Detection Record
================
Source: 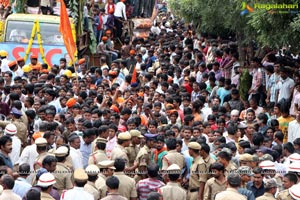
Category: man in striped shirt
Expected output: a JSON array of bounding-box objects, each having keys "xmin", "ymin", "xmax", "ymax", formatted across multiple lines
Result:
[{"xmin": 136, "ymin": 164, "xmax": 165, "ymax": 200}]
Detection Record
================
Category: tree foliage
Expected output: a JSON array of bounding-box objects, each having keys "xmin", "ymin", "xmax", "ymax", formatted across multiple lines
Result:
[{"xmin": 168, "ymin": 0, "xmax": 300, "ymax": 52}]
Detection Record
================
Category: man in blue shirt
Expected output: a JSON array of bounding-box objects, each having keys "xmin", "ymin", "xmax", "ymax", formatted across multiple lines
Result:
[
  {"xmin": 246, "ymin": 167, "xmax": 265, "ymax": 198},
  {"xmin": 80, "ymin": 129, "xmax": 97, "ymax": 168},
  {"xmin": 0, "ymin": 135, "xmax": 13, "ymax": 169},
  {"xmin": 13, "ymin": 163, "xmax": 32, "ymax": 198}
]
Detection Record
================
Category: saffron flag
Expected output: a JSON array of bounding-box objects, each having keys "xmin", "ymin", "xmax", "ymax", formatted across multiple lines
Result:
[
  {"xmin": 59, "ymin": 0, "xmax": 76, "ymax": 62},
  {"xmin": 131, "ymin": 65, "xmax": 138, "ymax": 87}
]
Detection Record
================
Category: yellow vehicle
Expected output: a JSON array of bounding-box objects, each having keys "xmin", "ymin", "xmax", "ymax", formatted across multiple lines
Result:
[{"xmin": 0, "ymin": 14, "xmax": 76, "ymax": 66}]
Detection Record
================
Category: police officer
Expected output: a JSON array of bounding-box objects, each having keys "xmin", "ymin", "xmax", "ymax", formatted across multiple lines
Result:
[
  {"xmin": 289, "ymin": 184, "xmax": 300, "ymax": 200},
  {"xmin": 95, "ymin": 160, "xmax": 115, "ymax": 199},
  {"xmin": 187, "ymin": 142, "xmax": 207, "ymax": 200},
  {"xmin": 127, "ymin": 133, "xmax": 156, "ymax": 173},
  {"xmin": 84, "ymin": 164, "xmax": 101, "ymax": 200},
  {"xmin": 215, "ymin": 173, "xmax": 247, "ymax": 200},
  {"xmin": 277, "ymin": 172, "xmax": 297, "ymax": 200},
  {"xmin": 53, "ymin": 146, "xmax": 73, "ymax": 195},
  {"xmin": 203, "ymin": 162, "xmax": 226, "ymax": 200},
  {"xmin": 256, "ymin": 179, "xmax": 277, "ymax": 200},
  {"xmin": 34, "ymin": 137, "xmax": 49, "ymax": 171},
  {"xmin": 111, "ymin": 132, "xmax": 131, "ymax": 166},
  {"xmin": 61, "ymin": 168, "xmax": 94, "ymax": 200},
  {"xmin": 158, "ymin": 164, "xmax": 187, "ymax": 200},
  {"xmin": 101, "ymin": 176, "xmax": 127, "ymax": 200},
  {"xmin": 0, "ymin": 107, "xmax": 27, "ymax": 146},
  {"xmin": 113, "ymin": 158, "xmax": 137, "ymax": 200},
  {"xmin": 36, "ymin": 172, "xmax": 56, "ymax": 200},
  {"xmin": 161, "ymin": 138, "xmax": 185, "ymax": 170},
  {"xmin": 126, "ymin": 130, "xmax": 143, "ymax": 167},
  {"xmin": 88, "ymin": 138, "xmax": 108, "ymax": 165}
]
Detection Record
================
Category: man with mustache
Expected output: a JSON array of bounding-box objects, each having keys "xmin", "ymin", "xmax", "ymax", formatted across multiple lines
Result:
[{"xmin": 0, "ymin": 135, "xmax": 13, "ymax": 169}]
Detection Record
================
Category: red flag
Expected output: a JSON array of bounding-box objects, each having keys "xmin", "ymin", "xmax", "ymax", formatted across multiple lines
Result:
[
  {"xmin": 59, "ymin": 0, "xmax": 76, "ymax": 62},
  {"xmin": 131, "ymin": 65, "xmax": 138, "ymax": 87}
]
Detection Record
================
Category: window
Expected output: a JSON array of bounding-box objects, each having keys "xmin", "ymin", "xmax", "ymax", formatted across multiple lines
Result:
[{"xmin": 5, "ymin": 20, "xmax": 64, "ymax": 45}]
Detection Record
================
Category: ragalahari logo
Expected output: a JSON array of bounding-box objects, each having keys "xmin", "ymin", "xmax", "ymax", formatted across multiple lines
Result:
[{"xmin": 241, "ymin": 2, "xmax": 254, "ymax": 15}]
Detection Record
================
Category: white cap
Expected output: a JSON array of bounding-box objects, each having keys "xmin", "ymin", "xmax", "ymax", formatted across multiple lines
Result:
[
  {"xmin": 231, "ymin": 109, "xmax": 239, "ymax": 116},
  {"xmin": 167, "ymin": 164, "xmax": 181, "ymax": 171},
  {"xmin": 259, "ymin": 160, "xmax": 275, "ymax": 170},
  {"xmin": 54, "ymin": 146, "xmax": 68, "ymax": 157},
  {"xmin": 4, "ymin": 124, "xmax": 17, "ymax": 135},
  {"xmin": 288, "ymin": 162, "xmax": 300, "ymax": 173},
  {"xmin": 289, "ymin": 184, "xmax": 300, "ymax": 200},
  {"xmin": 85, "ymin": 164, "xmax": 100, "ymax": 175},
  {"xmin": 289, "ymin": 153, "xmax": 300, "ymax": 163},
  {"xmin": 37, "ymin": 173, "xmax": 56, "ymax": 187}
]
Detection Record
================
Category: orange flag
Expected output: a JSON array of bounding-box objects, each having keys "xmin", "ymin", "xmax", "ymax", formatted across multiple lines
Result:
[
  {"xmin": 59, "ymin": 0, "xmax": 76, "ymax": 62},
  {"xmin": 131, "ymin": 65, "xmax": 137, "ymax": 86}
]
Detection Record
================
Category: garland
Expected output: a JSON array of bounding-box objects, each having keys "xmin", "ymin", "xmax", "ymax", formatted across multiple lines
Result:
[
  {"xmin": 23, "ymin": 20, "xmax": 49, "ymax": 66},
  {"xmin": 36, "ymin": 20, "xmax": 48, "ymax": 66},
  {"xmin": 23, "ymin": 20, "xmax": 36, "ymax": 62},
  {"xmin": 0, "ymin": 20, "xmax": 4, "ymax": 42}
]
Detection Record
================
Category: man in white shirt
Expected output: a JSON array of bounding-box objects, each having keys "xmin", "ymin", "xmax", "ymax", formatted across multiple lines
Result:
[
  {"xmin": 113, "ymin": 0, "xmax": 126, "ymax": 39},
  {"xmin": 288, "ymin": 117, "xmax": 300, "ymax": 144},
  {"xmin": 17, "ymin": 133, "xmax": 39, "ymax": 183},
  {"xmin": 0, "ymin": 50, "xmax": 10, "ymax": 74},
  {"xmin": 68, "ymin": 133, "xmax": 84, "ymax": 170},
  {"xmin": 276, "ymin": 66, "xmax": 295, "ymax": 103},
  {"xmin": 4, "ymin": 124, "xmax": 21, "ymax": 165}
]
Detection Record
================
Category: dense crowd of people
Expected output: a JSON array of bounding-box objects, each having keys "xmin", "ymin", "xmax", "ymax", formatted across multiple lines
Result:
[{"xmin": 1, "ymin": 1, "xmax": 300, "ymax": 200}]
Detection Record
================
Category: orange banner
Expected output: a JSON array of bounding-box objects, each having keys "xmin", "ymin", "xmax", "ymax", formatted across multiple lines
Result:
[{"xmin": 59, "ymin": 0, "xmax": 76, "ymax": 62}]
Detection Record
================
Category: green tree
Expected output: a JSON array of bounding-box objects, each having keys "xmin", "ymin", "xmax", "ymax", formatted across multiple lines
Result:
[{"xmin": 168, "ymin": 0, "xmax": 300, "ymax": 55}]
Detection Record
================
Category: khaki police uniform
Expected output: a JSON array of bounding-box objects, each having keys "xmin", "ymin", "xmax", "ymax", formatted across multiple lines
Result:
[
  {"xmin": 95, "ymin": 174, "xmax": 107, "ymax": 199},
  {"xmin": 113, "ymin": 171, "xmax": 137, "ymax": 199},
  {"xmin": 53, "ymin": 147, "xmax": 74, "ymax": 195},
  {"xmin": 256, "ymin": 192, "xmax": 276, "ymax": 200},
  {"xmin": 126, "ymin": 130, "xmax": 144, "ymax": 167},
  {"xmin": 158, "ymin": 182, "xmax": 187, "ymax": 200},
  {"xmin": 159, "ymin": 164, "xmax": 186, "ymax": 200},
  {"xmin": 186, "ymin": 142, "xmax": 205, "ymax": 200},
  {"xmin": 53, "ymin": 162, "xmax": 73, "ymax": 195},
  {"xmin": 203, "ymin": 177, "xmax": 226, "ymax": 200},
  {"xmin": 277, "ymin": 189, "xmax": 293, "ymax": 200},
  {"xmin": 84, "ymin": 181, "xmax": 100, "ymax": 200},
  {"xmin": 34, "ymin": 138, "xmax": 50, "ymax": 171},
  {"xmin": 135, "ymin": 145, "xmax": 152, "ymax": 167},
  {"xmin": 84, "ymin": 164, "xmax": 101, "ymax": 200},
  {"xmin": 274, "ymin": 173, "xmax": 284, "ymax": 192},
  {"xmin": 111, "ymin": 132, "xmax": 131, "ymax": 166},
  {"xmin": 88, "ymin": 150, "xmax": 108, "ymax": 165},
  {"xmin": 34, "ymin": 152, "xmax": 49, "ymax": 171},
  {"xmin": 126, "ymin": 143, "xmax": 140, "ymax": 167},
  {"xmin": 225, "ymin": 161, "xmax": 237, "ymax": 177},
  {"xmin": 64, "ymin": 155, "xmax": 74, "ymax": 171},
  {"xmin": 41, "ymin": 192, "xmax": 55, "ymax": 200},
  {"xmin": 95, "ymin": 160, "xmax": 115, "ymax": 198},
  {"xmin": 110, "ymin": 144, "xmax": 129, "ymax": 165},
  {"xmin": 188, "ymin": 155, "xmax": 207, "ymax": 200},
  {"xmin": 100, "ymin": 193, "xmax": 127, "ymax": 200},
  {"xmin": 0, "ymin": 119, "xmax": 27, "ymax": 145},
  {"xmin": 161, "ymin": 150, "xmax": 185, "ymax": 170},
  {"xmin": 215, "ymin": 188, "xmax": 247, "ymax": 200},
  {"xmin": 203, "ymin": 155, "xmax": 216, "ymax": 179}
]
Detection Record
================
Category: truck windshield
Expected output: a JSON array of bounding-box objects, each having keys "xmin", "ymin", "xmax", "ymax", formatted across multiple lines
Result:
[{"xmin": 5, "ymin": 20, "xmax": 64, "ymax": 45}]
